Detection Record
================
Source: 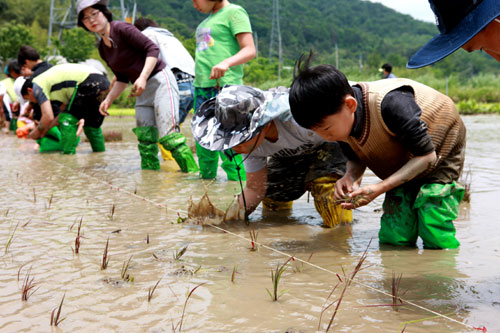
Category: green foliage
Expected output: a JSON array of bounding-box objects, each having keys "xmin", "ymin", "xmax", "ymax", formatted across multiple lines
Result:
[
  {"xmin": 456, "ymin": 100, "xmax": 500, "ymax": 115},
  {"xmin": 55, "ymin": 28, "xmax": 95, "ymax": 63},
  {"xmin": 0, "ymin": 24, "xmax": 33, "ymax": 62},
  {"xmin": 113, "ymin": 85, "xmax": 136, "ymax": 108}
]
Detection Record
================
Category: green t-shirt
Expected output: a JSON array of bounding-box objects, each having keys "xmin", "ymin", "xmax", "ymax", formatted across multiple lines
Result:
[
  {"xmin": 32, "ymin": 63, "xmax": 95, "ymax": 105},
  {"xmin": 0, "ymin": 77, "xmax": 17, "ymax": 102},
  {"xmin": 194, "ymin": 4, "xmax": 252, "ymax": 88}
]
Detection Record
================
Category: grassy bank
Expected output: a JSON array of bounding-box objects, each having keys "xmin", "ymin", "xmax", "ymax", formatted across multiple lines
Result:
[{"xmin": 108, "ymin": 108, "xmax": 135, "ymax": 117}]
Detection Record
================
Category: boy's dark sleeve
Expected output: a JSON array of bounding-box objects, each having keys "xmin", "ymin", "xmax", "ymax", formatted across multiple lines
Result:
[
  {"xmin": 338, "ymin": 141, "xmax": 360, "ymax": 161},
  {"xmin": 381, "ymin": 87, "xmax": 435, "ymax": 156}
]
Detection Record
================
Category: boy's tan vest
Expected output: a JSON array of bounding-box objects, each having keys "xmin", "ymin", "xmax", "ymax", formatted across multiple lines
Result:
[{"xmin": 347, "ymin": 78, "xmax": 465, "ymax": 180}]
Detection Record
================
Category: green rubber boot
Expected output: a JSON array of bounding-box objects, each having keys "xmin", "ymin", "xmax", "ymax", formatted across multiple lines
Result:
[
  {"xmin": 159, "ymin": 132, "xmax": 199, "ymax": 173},
  {"xmin": 37, "ymin": 127, "xmax": 63, "ymax": 153},
  {"xmin": 59, "ymin": 113, "xmax": 79, "ymax": 154},
  {"xmin": 9, "ymin": 117, "xmax": 18, "ymax": 132},
  {"xmin": 414, "ymin": 182, "xmax": 464, "ymax": 249},
  {"xmin": 379, "ymin": 187, "xmax": 419, "ymax": 247},
  {"xmin": 83, "ymin": 126, "xmax": 105, "ymax": 152},
  {"xmin": 132, "ymin": 126, "xmax": 160, "ymax": 170},
  {"xmin": 195, "ymin": 142, "xmax": 218, "ymax": 179},
  {"xmin": 221, "ymin": 150, "xmax": 246, "ymax": 181}
]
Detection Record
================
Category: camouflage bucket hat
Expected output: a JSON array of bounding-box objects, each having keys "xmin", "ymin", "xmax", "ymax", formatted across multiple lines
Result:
[{"xmin": 191, "ymin": 85, "xmax": 291, "ymax": 151}]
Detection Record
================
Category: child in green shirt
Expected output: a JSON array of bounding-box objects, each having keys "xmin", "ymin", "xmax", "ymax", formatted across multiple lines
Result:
[{"xmin": 192, "ymin": 0, "xmax": 256, "ymax": 180}]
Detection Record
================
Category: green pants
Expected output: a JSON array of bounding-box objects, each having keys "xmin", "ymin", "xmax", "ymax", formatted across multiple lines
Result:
[
  {"xmin": 379, "ymin": 182, "xmax": 464, "ymax": 249},
  {"xmin": 37, "ymin": 127, "xmax": 63, "ymax": 153},
  {"xmin": 196, "ymin": 142, "xmax": 246, "ymax": 180}
]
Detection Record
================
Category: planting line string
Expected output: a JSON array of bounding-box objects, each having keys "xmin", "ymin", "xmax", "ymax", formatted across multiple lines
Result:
[
  {"xmin": 207, "ymin": 225, "xmax": 481, "ymax": 331},
  {"xmin": 49, "ymin": 160, "xmax": 481, "ymax": 332}
]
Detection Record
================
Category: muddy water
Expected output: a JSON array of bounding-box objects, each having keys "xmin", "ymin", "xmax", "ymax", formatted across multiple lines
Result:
[{"xmin": 0, "ymin": 115, "xmax": 499, "ymax": 332}]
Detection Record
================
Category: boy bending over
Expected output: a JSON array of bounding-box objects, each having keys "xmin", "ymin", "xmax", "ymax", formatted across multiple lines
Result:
[
  {"xmin": 289, "ymin": 54, "xmax": 466, "ymax": 249},
  {"xmin": 191, "ymin": 85, "xmax": 351, "ymax": 226}
]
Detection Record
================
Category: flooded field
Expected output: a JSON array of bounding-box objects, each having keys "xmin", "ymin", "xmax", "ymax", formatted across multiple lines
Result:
[{"xmin": 1, "ymin": 114, "xmax": 499, "ymax": 332}]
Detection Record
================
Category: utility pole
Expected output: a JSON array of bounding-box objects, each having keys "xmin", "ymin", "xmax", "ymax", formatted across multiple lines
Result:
[
  {"xmin": 48, "ymin": 0, "xmax": 136, "ymax": 47},
  {"xmin": 269, "ymin": 0, "xmax": 282, "ymax": 80},
  {"xmin": 335, "ymin": 43, "xmax": 339, "ymax": 68},
  {"xmin": 48, "ymin": 0, "xmax": 77, "ymax": 47},
  {"xmin": 254, "ymin": 31, "xmax": 259, "ymax": 58}
]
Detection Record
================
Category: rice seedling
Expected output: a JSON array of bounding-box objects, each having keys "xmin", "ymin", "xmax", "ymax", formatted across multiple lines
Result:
[
  {"xmin": 101, "ymin": 238, "xmax": 110, "ymax": 270},
  {"xmin": 174, "ymin": 283, "xmax": 205, "ymax": 332},
  {"xmin": 50, "ymin": 293, "xmax": 66, "ymax": 326},
  {"xmin": 231, "ymin": 265, "xmax": 238, "ymax": 283},
  {"xmin": 249, "ymin": 229, "xmax": 259, "ymax": 251},
  {"xmin": 459, "ymin": 167, "xmax": 472, "ymax": 203},
  {"xmin": 22, "ymin": 218, "xmax": 32, "ymax": 228},
  {"xmin": 335, "ymin": 194, "xmax": 367, "ymax": 207},
  {"xmin": 173, "ymin": 245, "xmax": 188, "ymax": 261},
  {"xmin": 107, "ymin": 204, "xmax": 116, "ymax": 220},
  {"xmin": 103, "ymin": 130, "xmax": 123, "ymax": 142},
  {"xmin": 293, "ymin": 253, "xmax": 314, "ymax": 273},
  {"xmin": 266, "ymin": 257, "xmax": 293, "ymax": 301},
  {"xmin": 73, "ymin": 218, "xmax": 83, "ymax": 254},
  {"xmin": 318, "ymin": 281, "xmax": 341, "ymax": 331},
  {"xmin": 146, "ymin": 234, "xmax": 150, "ymax": 244},
  {"xmin": 148, "ymin": 278, "xmax": 162, "ymax": 302},
  {"xmin": 323, "ymin": 239, "xmax": 371, "ymax": 332},
  {"xmin": 4, "ymin": 208, "xmax": 9, "ymax": 216},
  {"xmin": 19, "ymin": 266, "xmax": 40, "ymax": 301},
  {"xmin": 391, "ymin": 271, "xmax": 405, "ymax": 311},
  {"xmin": 5, "ymin": 222, "xmax": 19, "ymax": 254},
  {"xmin": 48, "ymin": 193, "xmax": 54, "ymax": 210},
  {"xmin": 69, "ymin": 216, "xmax": 81, "ymax": 231},
  {"xmin": 33, "ymin": 188, "xmax": 36, "ymax": 203},
  {"xmin": 121, "ymin": 256, "xmax": 133, "ymax": 282},
  {"xmin": 177, "ymin": 212, "xmax": 187, "ymax": 224}
]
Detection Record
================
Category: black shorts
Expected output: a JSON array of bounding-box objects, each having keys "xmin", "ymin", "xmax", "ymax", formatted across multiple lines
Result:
[
  {"xmin": 265, "ymin": 142, "xmax": 347, "ymax": 202},
  {"xmin": 68, "ymin": 73, "xmax": 110, "ymax": 128}
]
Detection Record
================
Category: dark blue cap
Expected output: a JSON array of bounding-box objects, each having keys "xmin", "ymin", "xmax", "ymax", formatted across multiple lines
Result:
[{"xmin": 407, "ymin": 0, "xmax": 500, "ymax": 68}]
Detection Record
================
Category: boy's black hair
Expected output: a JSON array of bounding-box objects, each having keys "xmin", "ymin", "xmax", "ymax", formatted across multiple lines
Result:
[
  {"xmin": 20, "ymin": 78, "xmax": 33, "ymax": 97},
  {"xmin": 134, "ymin": 17, "xmax": 158, "ymax": 31},
  {"xmin": 17, "ymin": 45, "xmax": 40, "ymax": 66},
  {"xmin": 77, "ymin": 4, "xmax": 113, "ymax": 31},
  {"xmin": 7, "ymin": 60, "xmax": 21, "ymax": 77},
  {"xmin": 289, "ymin": 51, "xmax": 353, "ymax": 129},
  {"xmin": 381, "ymin": 63, "xmax": 392, "ymax": 73}
]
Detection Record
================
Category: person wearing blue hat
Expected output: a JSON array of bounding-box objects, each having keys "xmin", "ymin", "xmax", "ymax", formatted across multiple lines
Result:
[
  {"xmin": 408, "ymin": 0, "xmax": 500, "ymax": 68},
  {"xmin": 192, "ymin": 85, "xmax": 351, "ymax": 227}
]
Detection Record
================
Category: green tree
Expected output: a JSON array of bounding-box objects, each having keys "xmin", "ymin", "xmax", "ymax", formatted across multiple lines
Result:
[
  {"xmin": 56, "ymin": 28, "xmax": 95, "ymax": 63},
  {"xmin": 0, "ymin": 24, "xmax": 33, "ymax": 63}
]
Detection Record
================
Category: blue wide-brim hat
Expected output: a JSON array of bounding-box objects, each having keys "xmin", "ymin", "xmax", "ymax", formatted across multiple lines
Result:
[
  {"xmin": 407, "ymin": 0, "xmax": 500, "ymax": 69},
  {"xmin": 191, "ymin": 85, "xmax": 291, "ymax": 151}
]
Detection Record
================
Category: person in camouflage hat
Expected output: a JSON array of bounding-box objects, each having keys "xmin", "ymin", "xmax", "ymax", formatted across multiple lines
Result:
[{"xmin": 192, "ymin": 85, "xmax": 352, "ymax": 227}]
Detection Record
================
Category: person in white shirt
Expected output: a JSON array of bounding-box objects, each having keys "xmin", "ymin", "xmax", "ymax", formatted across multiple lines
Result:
[{"xmin": 191, "ymin": 85, "xmax": 352, "ymax": 227}]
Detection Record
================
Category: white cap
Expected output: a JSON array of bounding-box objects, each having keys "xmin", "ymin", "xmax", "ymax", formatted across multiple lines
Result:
[
  {"xmin": 76, "ymin": 0, "xmax": 109, "ymax": 16},
  {"xmin": 14, "ymin": 76, "xmax": 26, "ymax": 100}
]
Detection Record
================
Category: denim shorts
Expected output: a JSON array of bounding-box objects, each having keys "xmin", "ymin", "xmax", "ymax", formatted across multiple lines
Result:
[{"xmin": 178, "ymin": 79, "xmax": 194, "ymax": 124}]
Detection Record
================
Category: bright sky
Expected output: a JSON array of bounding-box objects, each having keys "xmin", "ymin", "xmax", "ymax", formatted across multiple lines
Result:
[{"xmin": 364, "ymin": 0, "xmax": 436, "ymax": 23}]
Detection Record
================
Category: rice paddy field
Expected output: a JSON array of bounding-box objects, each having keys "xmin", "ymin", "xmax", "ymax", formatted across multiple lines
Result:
[{"xmin": 0, "ymin": 114, "xmax": 499, "ymax": 332}]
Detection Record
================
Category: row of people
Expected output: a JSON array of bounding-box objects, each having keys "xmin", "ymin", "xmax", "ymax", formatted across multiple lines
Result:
[{"xmin": 4, "ymin": 0, "xmax": 481, "ymax": 249}]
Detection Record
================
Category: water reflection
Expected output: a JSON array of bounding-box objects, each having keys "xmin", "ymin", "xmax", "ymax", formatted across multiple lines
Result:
[{"xmin": 0, "ymin": 115, "xmax": 499, "ymax": 331}]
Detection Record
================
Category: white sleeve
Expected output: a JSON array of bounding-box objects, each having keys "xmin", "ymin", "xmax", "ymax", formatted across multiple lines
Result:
[{"xmin": 243, "ymin": 155, "xmax": 267, "ymax": 173}]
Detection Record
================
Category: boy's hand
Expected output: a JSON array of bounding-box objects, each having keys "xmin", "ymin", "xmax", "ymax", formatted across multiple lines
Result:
[
  {"xmin": 341, "ymin": 184, "xmax": 381, "ymax": 209},
  {"xmin": 334, "ymin": 175, "xmax": 357, "ymax": 200},
  {"xmin": 209, "ymin": 61, "xmax": 229, "ymax": 80}
]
